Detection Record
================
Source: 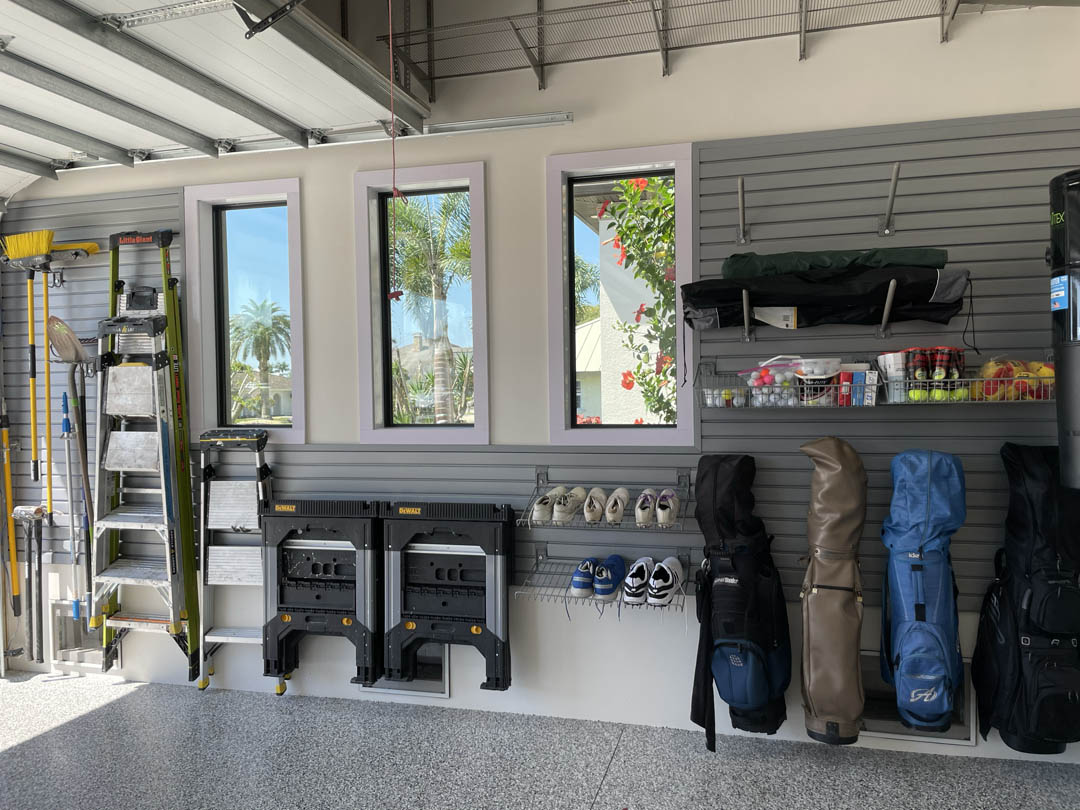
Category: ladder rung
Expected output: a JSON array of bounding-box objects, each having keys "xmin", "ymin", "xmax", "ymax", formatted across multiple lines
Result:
[
  {"xmin": 106, "ymin": 613, "xmax": 179, "ymax": 632},
  {"xmin": 206, "ymin": 546, "xmax": 262, "ymax": 586},
  {"xmin": 105, "ymin": 365, "xmax": 156, "ymax": 417},
  {"xmin": 121, "ymin": 487, "xmax": 163, "ymax": 495},
  {"xmin": 207, "ymin": 480, "xmax": 259, "ymax": 531},
  {"xmin": 104, "ymin": 431, "xmax": 160, "ymax": 474},
  {"xmin": 97, "ymin": 557, "xmax": 169, "ymax": 587},
  {"xmin": 205, "ymin": 626, "xmax": 261, "ymax": 645},
  {"xmin": 97, "ymin": 503, "xmax": 166, "ymax": 531}
]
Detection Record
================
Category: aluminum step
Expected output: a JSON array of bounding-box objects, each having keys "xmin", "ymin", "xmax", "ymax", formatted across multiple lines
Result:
[
  {"xmin": 103, "ymin": 431, "xmax": 160, "ymax": 474},
  {"xmin": 96, "ymin": 557, "xmax": 169, "ymax": 587},
  {"xmin": 205, "ymin": 626, "xmax": 262, "ymax": 645},
  {"xmin": 97, "ymin": 503, "xmax": 167, "ymax": 531},
  {"xmin": 117, "ymin": 291, "xmax": 165, "ymax": 355},
  {"xmin": 206, "ymin": 480, "xmax": 259, "ymax": 531},
  {"xmin": 205, "ymin": 545, "xmax": 262, "ymax": 586},
  {"xmin": 106, "ymin": 612, "xmax": 180, "ymax": 632},
  {"xmin": 104, "ymin": 364, "xmax": 155, "ymax": 417}
]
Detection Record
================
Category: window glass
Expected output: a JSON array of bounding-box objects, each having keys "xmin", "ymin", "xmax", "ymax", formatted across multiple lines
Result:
[
  {"xmin": 569, "ymin": 172, "xmax": 676, "ymax": 427},
  {"xmin": 380, "ymin": 189, "xmax": 474, "ymax": 426},
  {"xmin": 214, "ymin": 203, "xmax": 293, "ymax": 427}
]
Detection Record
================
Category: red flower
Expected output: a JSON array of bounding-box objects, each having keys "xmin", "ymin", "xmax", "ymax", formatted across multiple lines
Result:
[
  {"xmin": 597, "ymin": 199, "xmax": 611, "ymax": 219},
  {"xmin": 633, "ymin": 418, "xmax": 644, "ymax": 425},
  {"xmin": 613, "ymin": 236, "xmax": 621, "ymax": 249},
  {"xmin": 617, "ymin": 245, "xmax": 627, "ymax": 266},
  {"xmin": 634, "ymin": 303, "xmax": 646, "ymax": 323},
  {"xmin": 655, "ymin": 354, "xmax": 673, "ymax": 375},
  {"xmin": 664, "ymin": 266, "xmax": 676, "ymax": 282},
  {"xmin": 630, "ymin": 177, "xmax": 648, "ymax": 191},
  {"xmin": 621, "ymin": 371, "xmax": 635, "ymax": 390}
]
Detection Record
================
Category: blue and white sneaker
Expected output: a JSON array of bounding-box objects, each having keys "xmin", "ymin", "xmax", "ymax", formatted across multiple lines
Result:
[
  {"xmin": 593, "ymin": 555, "xmax": 626, "ymax": 602},
  {"xmin": 570, "ymin": 557, "xmax": 599, "ymax": 597}
]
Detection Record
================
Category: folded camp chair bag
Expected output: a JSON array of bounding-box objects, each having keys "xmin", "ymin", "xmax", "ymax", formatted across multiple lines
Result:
[
  {"xmin": 692, "ymin": 454, "xmax": 791, "ymax": 750},
  {"xmin": 800, "ymin": 437, "xmax": 867, "ymax": 745},
  {"xmin": 972, "ymin": 443, "xmax": 1080, "ymax": 754},
  {"xmin": 721, "ymin": 248, "xmax": 949, "ymax": 279},
  {"xmin": 682, "ymin": 265, "xmax": 969, "ymax": 330},
  {"xmin": 880, "ymin": 450, "xmax": 966, "ymax": 732}
]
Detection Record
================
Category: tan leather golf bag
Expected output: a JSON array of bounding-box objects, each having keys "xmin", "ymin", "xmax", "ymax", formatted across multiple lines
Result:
[{"xmin": 800, "ymin": 436, "xmax": 867, "ymax": 745}]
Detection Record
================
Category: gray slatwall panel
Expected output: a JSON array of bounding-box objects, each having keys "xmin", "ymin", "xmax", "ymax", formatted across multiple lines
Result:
[
  {"xmin": 2, "ymin": 189, "xmax": 183, "ymax": 563},
  {"xmin": 696, "ymin": 108, "xmax": 1069, "ymax": 609}
]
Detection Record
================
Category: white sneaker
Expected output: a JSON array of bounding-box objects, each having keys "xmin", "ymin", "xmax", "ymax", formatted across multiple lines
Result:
[
  {"xmin": 622, "ymin": 557, "xmax": 654, "ymax": 604},
  {"xmin": 552, "ymin": 486, "xmax": 587, "ymax": 525},
  {"xmin": 634, "ymin": 488, "xmax": 657, "ymax": 527},
  {"xmin": 656, "ymin": 488, "xmax": 680, "ymax": 527},
  {"xmin": 583, "ymin": 487, "xmax": 607, "ymax": 524},
  {"xmin": 647, "ymin": 556, "xmax": 684, "ymax": 606},
  {"xmin": 531, "ymin": 486, "xmax": 566, "ymax": 522},
  {"xmin": 605, "ymin": 487, "xmax": 629, "ymax": 524}
]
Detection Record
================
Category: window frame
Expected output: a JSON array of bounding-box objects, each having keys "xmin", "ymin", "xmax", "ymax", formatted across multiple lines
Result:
[
  {"xmin": 355, "ymin": 162, "xmax": 489, "ymax": 445},
  {"xmin": 183, "ymin": 178, "xmax": 306, "ymax": 444},
  {"xmin": 546, "ymin": 145, "xmax": 696, "ymax": 447}
]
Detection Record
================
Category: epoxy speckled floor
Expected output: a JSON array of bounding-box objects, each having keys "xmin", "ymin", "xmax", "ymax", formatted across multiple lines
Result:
[{"xmin": 1, "ymin": 672, "xmax": 1077, "ymax": 810}]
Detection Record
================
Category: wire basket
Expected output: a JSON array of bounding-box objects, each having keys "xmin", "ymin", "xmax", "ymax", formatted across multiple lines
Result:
[
  {"xmin": 517, "ymin": 481, "xmax": 690, "ymax": 530},
  {"xmin": 883, "ymin": 375, "xmax": 1055, "ymax": 404},
  {"xmin": 515, "ymin": 556, "xmax": 689, "ymax": 616}
]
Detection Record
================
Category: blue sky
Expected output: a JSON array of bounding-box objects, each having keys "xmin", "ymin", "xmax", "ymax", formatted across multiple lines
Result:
[
  {"xmin": 574, "ymin": 213, "xmax": 600, "ymax": 308},
  {"xmin": 223, "ymin": 205, "xmax": 291, "ymax": 371}
]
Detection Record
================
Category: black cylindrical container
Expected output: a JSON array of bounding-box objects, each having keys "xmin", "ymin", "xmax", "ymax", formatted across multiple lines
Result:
[{"xmin": 1049, "ymin": 169, "xmax": 1080, "ymax": 489}]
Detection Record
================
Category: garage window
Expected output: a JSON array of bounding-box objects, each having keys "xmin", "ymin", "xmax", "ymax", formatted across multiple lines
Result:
[
  {"xmin": 356, "ymin": 163, "xmax": 489, "ymax": 445},
  {"xmin": 547, "ymin": 145, "xmax": 695, "ymax": 446}
]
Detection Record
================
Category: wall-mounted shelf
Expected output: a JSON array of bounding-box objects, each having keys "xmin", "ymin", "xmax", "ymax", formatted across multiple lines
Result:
[
  {"xmin": 515, "ymin": 555, "xmax": 691, "ymax": 615},
  {"xmin": 696, "ymin": 363, "xmax": 1055, "ymax": 409},
  {"xmin": 516, "ymin": 467, "xmax": 692, "ymax": 531}
]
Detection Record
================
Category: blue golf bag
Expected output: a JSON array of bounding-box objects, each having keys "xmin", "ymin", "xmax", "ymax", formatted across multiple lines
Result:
[{"xmin": 880, "ymin": 450, "xmax": 966, "ymax": 731}]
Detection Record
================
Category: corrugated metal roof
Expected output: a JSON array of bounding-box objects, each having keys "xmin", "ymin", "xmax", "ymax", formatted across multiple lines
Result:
[{"xmin": 575, "ymin": 317, "xmax": 601, "ymax": 373}]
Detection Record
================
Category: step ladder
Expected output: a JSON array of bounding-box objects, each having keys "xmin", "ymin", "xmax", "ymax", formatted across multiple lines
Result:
[
  {"xmin": 197, "ymin": 428, "xmax": 272, "ymax": 690},
  {"xmin": 90, "ymin": 229, "xmax": 199, "ymax": 677}
]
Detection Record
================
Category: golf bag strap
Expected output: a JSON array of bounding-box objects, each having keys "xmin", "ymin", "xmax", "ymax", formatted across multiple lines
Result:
[
  {"xmin": 691, "ymin": 563, "xmax": 716, "ymax": 752},
  {"xmin": 880, "ymin": 570, "xmax": 893, "ymax": 677},
  {"xmin": 696, "ymin": 459, "xmax": 721, "ymax": 551}
]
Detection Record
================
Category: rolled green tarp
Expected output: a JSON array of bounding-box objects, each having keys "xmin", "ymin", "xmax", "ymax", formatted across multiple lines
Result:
[{"xmin": 722, "ymin": 248, "xmax": 949, "ymax": 279}]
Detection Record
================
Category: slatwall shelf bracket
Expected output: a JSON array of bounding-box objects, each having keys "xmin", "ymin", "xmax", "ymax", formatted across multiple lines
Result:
[
  {"xmin": 741, "ymin": 289, "xmax": 754, "ymax": 343},
  {"xmin": 534, "ymin": 465, "xmax": 549, "ymax": 489},
  {"xmin": 877, "ymin": 278, "xmax": 898, "ymax": 339},
  {"xmin": 877, "ymin": 161, "xmax": 901, "ymax": 236},
  {"xmin": 735, "ymin": 176, "xmax": 750, "ymax": 245}
]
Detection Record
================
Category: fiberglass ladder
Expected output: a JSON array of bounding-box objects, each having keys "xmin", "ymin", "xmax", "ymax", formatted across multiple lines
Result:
[{"xmin": 89, "ymin": 230, "xmax": 199, "ymax": 677}]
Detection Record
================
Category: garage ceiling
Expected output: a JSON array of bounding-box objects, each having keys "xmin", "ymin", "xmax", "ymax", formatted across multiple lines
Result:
[{"xmin": 0, "ymin": 0, "xmax": 430, "ymax": 198}]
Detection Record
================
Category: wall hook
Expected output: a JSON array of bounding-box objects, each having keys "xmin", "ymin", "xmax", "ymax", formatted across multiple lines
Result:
[
  {"xmin": 878, "ymin": 162, "xmax": 901, "ymax": 236},
  {"xmin": 735, "ymin": 176, "xmax": 751, "ymax": 245}
]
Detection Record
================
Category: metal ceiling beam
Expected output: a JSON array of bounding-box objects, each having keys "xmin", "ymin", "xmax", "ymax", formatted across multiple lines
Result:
[
  {"xmin": 241, "ymin": 0, "xmax": 429, "ymax": 132},
  {"xmin": 647, "ymin": 0, "xmax": 669, "ymax": 76},
  {"xmin": 10, "ymin": 0, "xmax": 308, "ymax": 148},
  {"xmin": 0, "ymin": 49, "xmax": 219, "ymax": 157},
  {"xmin": 0, "ymin": 147, "xmax": 58, "ymax": 180},
  {"xmin": 0, "ymin": 105, "xmax": 134, "ymax": 166}
]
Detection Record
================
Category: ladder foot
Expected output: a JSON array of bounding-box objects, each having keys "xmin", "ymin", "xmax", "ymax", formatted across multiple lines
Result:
[
  {"xmin": 208, "ymin": 665, "xmax": 215, "ymax": 676},
  {"xmin": 197, "ymin": 678, "xmax": 209, "ymax": 691},
  {"xmin": 282, "ymin": 673, "xmax": 291, "ymax": 681},
  {"xmin": 275, "ymin": 682, "xmax": 286, "ymax": 696},
  {"xmin": 168, "ymin": 621, "xmax": 183, "ymax": 635},
  {"xmin": 89, "ymin": 615, "xmax": 103, "ymax": 629}
]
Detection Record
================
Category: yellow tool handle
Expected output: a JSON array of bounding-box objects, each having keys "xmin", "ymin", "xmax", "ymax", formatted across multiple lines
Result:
[
  {"xmin": 2, "ymin": 428, "xmax": 18, "ymax": 610},
  {"xmin": 41, "ymin": 273, "xmax": 53, "ymax": 515},
  {"xmin": 25, "ymin": 275, "xmax": 38, "ymax": 481}
]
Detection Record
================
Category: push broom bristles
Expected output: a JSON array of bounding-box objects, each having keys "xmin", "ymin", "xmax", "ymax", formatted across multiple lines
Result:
[{"xmin": 2, "ymin": 230, "xmax": 54, "ymax": 260}]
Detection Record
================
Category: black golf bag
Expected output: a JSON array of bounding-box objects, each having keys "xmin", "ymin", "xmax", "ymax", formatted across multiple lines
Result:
[
  {"xmin": 972, "ymin": 443, "xmax": 1080, "ymax": 754},
  {"xmin": 692, "ymin": 454, "xmax": 791, "ymax": 750}
]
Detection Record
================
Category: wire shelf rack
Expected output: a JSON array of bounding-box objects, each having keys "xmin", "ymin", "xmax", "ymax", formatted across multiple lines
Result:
[
  {"xmin": 380, "ymin": 0, "xmax": 965, "ymax": 83},
  {"xmin": 696, "ymin": 364, "xmax": 1057, "ymax": 408},
  {"xmin": 516, "ymin": 471, "xmax": 692, "ymax": 531},
  {"xmin": 515, "ymin": 556, "xmax": 691, "ymax": 616}
]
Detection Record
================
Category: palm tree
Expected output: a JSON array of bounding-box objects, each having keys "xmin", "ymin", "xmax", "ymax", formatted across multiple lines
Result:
[
  {"xmin": 388, "ymin": 192, "xmax": 471, "ymax": 424},
  {"xmin": 229, "ymin": 298, "xmax": 291, "ymax": 420}
]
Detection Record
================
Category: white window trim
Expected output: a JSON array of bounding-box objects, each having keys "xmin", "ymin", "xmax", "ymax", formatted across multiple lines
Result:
[
  {"xmin": 354, "ymin": 161, "xmax": 489, "ymax": 445},
  {"xmin": 183, "ymin": 178, "xmax": 306, "ymax": 444},
  {"xmin": 546, "ymin": 144, "xmax": 697, "ymax": 447}
]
